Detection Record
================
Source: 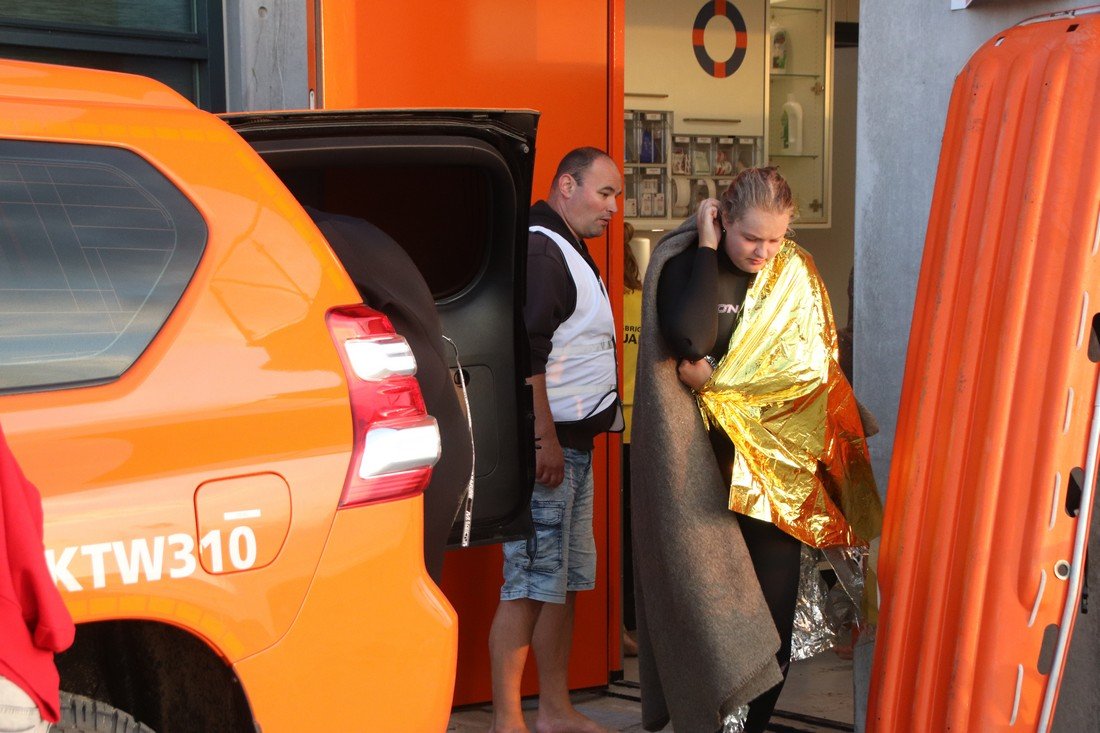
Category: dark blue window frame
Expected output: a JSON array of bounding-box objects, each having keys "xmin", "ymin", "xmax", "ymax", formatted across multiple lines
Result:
[{"xmin": 0, "ymin": 1, "xmax": 225, "ymax": 112}]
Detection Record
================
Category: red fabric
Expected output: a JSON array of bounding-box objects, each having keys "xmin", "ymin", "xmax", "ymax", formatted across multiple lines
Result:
[{"xmin": 0, "ymin": 424, "xmax": 74, "ymax": 722}]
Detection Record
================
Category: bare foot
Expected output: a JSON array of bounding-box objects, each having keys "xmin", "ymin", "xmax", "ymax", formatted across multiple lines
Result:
[
  {"xmin": 534, "ymin": 709, "xmax": 612, "ymax": 733},
  {"xmin": 488, "ymin": 710, "xmax": 530, "ymax": 733},
  {"xmin": 622, "ymin": 628, "xmax": 638, "ymax": 657}
]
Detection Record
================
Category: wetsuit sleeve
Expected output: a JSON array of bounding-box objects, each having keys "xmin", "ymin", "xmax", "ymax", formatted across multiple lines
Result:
[
  {"xmin": 657, "ymin": 246, "xmax": 719, "ymax": 361},
  {"xmin": 525, "ymin": 235, "xmax": 575, "ymax": 375}
]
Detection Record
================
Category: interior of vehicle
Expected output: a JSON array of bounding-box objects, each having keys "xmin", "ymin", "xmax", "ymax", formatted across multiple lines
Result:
[{"xmin": 247, "ymin": 132, "xmax": 535, "ymax": 545}]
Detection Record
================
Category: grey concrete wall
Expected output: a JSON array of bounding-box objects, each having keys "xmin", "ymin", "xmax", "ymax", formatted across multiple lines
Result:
[
  {"xmin": 224, "ymin": 0, "xmax": 308, "ymax": 112},
  {"xmin": 854, "ymin": 0, "xmax": 1074, "ymax": 492}
]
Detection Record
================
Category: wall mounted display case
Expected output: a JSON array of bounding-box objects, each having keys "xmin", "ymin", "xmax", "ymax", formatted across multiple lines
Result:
[
  {"xmin": 625, "ymin": 110, "xmax": 671, "ymax": 220},
  {"xmin": 626, "ymin": 110, "xmax": 763, "ymax": 229},
  {"xmin": 624, "ymin": 0, "xmax": 831, "ymax": 230},
  {"xmin": 670, "ymin": 135, "xmax": 762, "ymax": 219},
  {"xmin": 626, "ymin": 110, "xmax": 669, "ymax": 164},
  {"xmin": 767, "ymin": 0, "xmax": 833, "ymax": 227}
]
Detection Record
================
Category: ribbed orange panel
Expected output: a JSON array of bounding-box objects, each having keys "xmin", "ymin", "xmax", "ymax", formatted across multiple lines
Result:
[{"xmin": 868, "ymin": 10, "xmax": 1100, "ymax": 733}]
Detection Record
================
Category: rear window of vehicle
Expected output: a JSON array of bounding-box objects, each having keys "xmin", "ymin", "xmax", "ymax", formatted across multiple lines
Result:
[{"xmin": 0, "ymin": 140, "xmax": 206, "ymax": 393}]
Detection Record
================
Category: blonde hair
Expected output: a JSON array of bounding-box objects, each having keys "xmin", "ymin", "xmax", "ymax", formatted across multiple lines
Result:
[
  {"xmin": 718, "ymin": 167, "xmax": 797, "ymax": 228},
  {"xmin": 624, "ymin": 222, "xmax": 641, "ymax": 291}
]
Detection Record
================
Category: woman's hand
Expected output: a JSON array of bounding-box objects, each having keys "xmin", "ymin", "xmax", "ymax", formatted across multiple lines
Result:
[
  {"xmin": 695, "ymin": 198, "xmax": 723, "ymax": 251},
  {"xmin": 677, "ymin": 357, "xmax": 714, "ymax": 391}
]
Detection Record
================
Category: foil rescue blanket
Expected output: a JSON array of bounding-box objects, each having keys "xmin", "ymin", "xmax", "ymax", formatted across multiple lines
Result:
[{"xmin": 697, "ymin": 241, "xmax": 883, "ymax": 548}]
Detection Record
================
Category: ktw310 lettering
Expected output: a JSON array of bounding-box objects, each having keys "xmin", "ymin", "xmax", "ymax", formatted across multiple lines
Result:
[{"xmin": 46, "ymin": 519, "xmax": 261, "ymax": 592}]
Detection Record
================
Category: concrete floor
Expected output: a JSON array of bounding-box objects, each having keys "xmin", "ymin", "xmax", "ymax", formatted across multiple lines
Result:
[{"xmin": 448, "ymin": 651, "xmax": 854, "ymax": 732}]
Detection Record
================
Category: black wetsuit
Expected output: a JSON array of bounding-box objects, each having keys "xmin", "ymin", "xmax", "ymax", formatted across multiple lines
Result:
[{"xmin": 656, "ymin": 244, "xmax": 803, "ymax": 733}]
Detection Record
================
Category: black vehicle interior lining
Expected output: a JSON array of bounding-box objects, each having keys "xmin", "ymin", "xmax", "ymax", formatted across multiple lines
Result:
[{"xmin": 255, "ymin": 138, "xmax": 513, "ymax": 301}]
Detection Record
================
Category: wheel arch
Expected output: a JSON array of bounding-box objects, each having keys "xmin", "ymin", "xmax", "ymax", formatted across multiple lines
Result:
[{"xmin": 56, "ymin": 620, "xmax": 255, "ymax": 733}]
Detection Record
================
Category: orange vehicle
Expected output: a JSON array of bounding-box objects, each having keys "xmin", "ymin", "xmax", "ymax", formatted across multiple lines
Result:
[
  {"xmin": 0, "ymin": 59, "xmax": 537, "ymax": 732},
  {"xmin": 868, "ymin": 7, "xmax": 1100, "ymax": 732}
]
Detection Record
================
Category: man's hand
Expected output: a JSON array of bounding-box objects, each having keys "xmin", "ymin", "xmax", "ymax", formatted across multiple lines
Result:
[
  {"xmin": 677, "ymin": 358, "xmax": 713, "ymax": 391},
  {"xmin": 528, "ymin": 373, "xmax": 565, "ymax": 488},
  {"xmin": 535, "ymin": 433, "xmax": 565, "ymax": 488}
]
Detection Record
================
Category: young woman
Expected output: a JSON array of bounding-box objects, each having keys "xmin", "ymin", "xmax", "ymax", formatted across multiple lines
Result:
[{"xmin": 630, "ymin": 168, "xmax": 881, "ymax": 733}]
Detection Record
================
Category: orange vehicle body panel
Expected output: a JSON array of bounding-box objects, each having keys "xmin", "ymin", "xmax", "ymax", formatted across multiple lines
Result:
[
  {"xmin": 0, "ymin": 60, "xmax": 458, "ymax": 729},
  {"xmin": 312, "ymin": 0, "xmax": 627, "ymax": 704},
  {"xmin": 234, "ymin": 497, "xmax": 458, "ymax": 732},
  {"xmin": 868, "ymin": 12, "xmax": 1100, "ymax": 732}
]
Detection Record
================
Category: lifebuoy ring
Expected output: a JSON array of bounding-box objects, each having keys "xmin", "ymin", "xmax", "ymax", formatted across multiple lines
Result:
[{"xmin": 693, "ymin": 0, "xmax": 748, "ymax": 78}]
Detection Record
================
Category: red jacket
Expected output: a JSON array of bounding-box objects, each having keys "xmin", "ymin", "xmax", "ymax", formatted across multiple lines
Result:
[{"xmin": 0, "ymin": 424, "xmax": 74, "ymax": 722}]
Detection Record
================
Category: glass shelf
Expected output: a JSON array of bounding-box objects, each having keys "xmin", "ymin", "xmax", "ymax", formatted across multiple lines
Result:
[{"xmin": 767, "ymin": 0, "xmax": 831, "ymax": 227}]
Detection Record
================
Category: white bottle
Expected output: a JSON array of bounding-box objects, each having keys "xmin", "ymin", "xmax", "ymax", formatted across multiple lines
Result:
[{"xmin": 780, "ymin": 94, "xmax": 803, "ymax": 156}]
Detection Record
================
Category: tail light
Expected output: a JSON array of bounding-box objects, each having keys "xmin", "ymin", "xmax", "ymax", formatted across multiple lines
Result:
[{"xmin": 327, "ymin": 305, "xmax": 441, "ymax": 508}]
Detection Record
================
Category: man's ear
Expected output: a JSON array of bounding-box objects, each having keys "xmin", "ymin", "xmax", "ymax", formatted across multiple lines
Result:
[{"xmin": 558, "ymin": 173, "xmax": 577, "ymax": 198}]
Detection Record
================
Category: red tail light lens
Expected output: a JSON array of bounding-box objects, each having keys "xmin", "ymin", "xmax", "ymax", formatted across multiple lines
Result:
[{"xmin": 327, "ymin": 305, "xmax": 441, "ymax": 508}]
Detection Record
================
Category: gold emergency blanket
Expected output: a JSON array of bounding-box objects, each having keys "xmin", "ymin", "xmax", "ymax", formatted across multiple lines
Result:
[{"xmin": 697, "ymin": 241, "xmax": 882, "ymax": 548}]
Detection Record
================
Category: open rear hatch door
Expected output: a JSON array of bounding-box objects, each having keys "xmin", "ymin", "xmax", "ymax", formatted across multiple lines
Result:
[{"xmin": 225, "ymin": 109, "xmax": 538, "ymax": 545}]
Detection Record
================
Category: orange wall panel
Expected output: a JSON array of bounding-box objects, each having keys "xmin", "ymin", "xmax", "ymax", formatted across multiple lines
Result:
[
  {"xmin": 318, "ymin": 0, "xmax": 611, "ymax": 208},
  {"xmin": 315, "ymin": 0, "xmax": 626, "ymax": 706}
]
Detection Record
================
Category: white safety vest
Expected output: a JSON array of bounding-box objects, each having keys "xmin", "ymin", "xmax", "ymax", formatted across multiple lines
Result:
[{"xmin": 530, "ymin": 225, "xmax": 622, "ymax": 428}]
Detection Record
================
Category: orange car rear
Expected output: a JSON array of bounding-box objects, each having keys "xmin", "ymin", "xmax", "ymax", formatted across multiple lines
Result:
[
  {"xmin": 0, "ymin": 59, "xmax": 536, "ymax": 732},
  {"xmin": 869, "ymin": 8, "xmax": 1100, "ymax": 732}
]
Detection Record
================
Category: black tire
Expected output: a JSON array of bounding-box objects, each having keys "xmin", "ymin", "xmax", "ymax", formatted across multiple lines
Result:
[{"xmin": 51, "ymin": 692, "xmax": 156, "ymax": 733}]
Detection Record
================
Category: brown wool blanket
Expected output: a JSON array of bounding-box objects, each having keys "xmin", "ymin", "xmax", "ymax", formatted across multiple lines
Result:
[{"xmin": 631, "ymin": 217, "xmax": 783, "ymax": 732}]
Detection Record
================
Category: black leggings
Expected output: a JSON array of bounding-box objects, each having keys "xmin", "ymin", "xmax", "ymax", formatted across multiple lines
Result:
[{"xmin": 736, "ymin": 511, "xmax": 803, "ymax": 732}]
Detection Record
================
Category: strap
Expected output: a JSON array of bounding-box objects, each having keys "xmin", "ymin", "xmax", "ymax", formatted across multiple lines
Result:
[
  {"xmin": 530, "ymin": 224, "xmax": 604, "ymax": 289},
  {"xmin": 549, "ymin": 338, "xmax": 616, "ymax": 357},
  {"xmin": 529, "ymin": 224, "xmax": 566, "ymax": 243},
  {"xmin": 443, "ymin": 335, "xmax": 476, "ymax": 548},
  {"xmin": 547, "ymin": 384, "xmax": 617, "ymax": 397}
]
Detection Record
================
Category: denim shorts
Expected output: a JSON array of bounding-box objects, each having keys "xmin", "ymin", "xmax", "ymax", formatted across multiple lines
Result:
[{"xmin": 500, "ymin": 447, "xmax": 597, "ymax": 604}]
